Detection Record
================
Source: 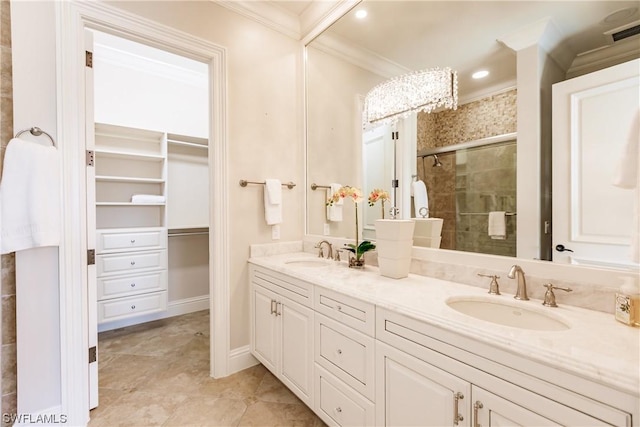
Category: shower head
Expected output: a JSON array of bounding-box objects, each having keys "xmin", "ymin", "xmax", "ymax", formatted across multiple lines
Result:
[{"xmin": 432, "ymin": 154, "xmax": 442, "ymax": 167}]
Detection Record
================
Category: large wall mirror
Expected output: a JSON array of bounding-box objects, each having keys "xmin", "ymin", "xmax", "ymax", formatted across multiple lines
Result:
[{"xmin": 305, "ymin": 0, "xmax": 639, "ymax": 270}]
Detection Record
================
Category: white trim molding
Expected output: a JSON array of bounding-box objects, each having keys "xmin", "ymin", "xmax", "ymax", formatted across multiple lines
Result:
[
  {"xmin": 55, "ymin": 1, "xmax": 230, "ymax": 424},
  {"xmin": 228, "ymin": 345, "xmax": 259, "ymax": 375}
]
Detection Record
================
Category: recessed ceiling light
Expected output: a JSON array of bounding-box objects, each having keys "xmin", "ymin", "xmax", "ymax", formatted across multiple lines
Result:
[
  {"xmin": 355, "ymin": 9, "xmax": 368, "ymax": 19},
  {"xmin": 472, "ymin": 70, "xmax": 489, "ymax": 79}
]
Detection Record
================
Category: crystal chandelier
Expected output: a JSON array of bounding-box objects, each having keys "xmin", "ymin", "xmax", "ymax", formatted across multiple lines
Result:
[{"xmin": 363, "ymin": 67, "xmax": 458, "ymax": 126}]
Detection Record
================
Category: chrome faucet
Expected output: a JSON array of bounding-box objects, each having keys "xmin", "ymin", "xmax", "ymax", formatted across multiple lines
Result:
[
  {"xmin": 315, "ymin": 240, "xmax": 333, "ymax": 259},
  {"xmin": 507, "ymin": 265, "xmax": 529, "ymax": 300}
]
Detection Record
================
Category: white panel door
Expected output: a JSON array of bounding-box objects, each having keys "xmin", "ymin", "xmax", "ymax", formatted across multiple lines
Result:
[
  {"xmin": 280, "ymin": 297, "xmax": 314, "ymax": 406},
  {"xmin": 552, "ymin": 59, "xmax": 640, "ymax": 269},
  {"xmin": 362, "ymin": 125, "xmax": 393, "ymax": 239},
  {"xmin": 251, "ymin": 285, "xmax": 279, "ymax": 374},
  {"xmin": 376, "ymin": 341, "xmax": 470, "ymax": 426},
  {"xmin": 472, "ymin": 386, "xmax": 556, "ymax": 427},
  {"xmin": 84, "ymin": 28, "xmax": 98, "ymax": 410}
]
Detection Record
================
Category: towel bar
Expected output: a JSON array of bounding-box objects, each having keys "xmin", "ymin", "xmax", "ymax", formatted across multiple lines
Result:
[
  {"xmin": 239, "ymin": 179, "xmax": 296, "ymax": 189},
  {"xmin": 310, "ymin": 183, "xmax": 331, "ymax": 190},
  {"xmin": 14, "ymin": 127, "xmax": 56, "ymax": 147}
]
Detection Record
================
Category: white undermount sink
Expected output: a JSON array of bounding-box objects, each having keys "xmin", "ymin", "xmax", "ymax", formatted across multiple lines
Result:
[
  {"xmin": 284, "ymin": 258, "xmax": 331, "ymax": 268},
  {"xmin": 446, "ymin": 297, "xmax": 570, "ymax": 331}
]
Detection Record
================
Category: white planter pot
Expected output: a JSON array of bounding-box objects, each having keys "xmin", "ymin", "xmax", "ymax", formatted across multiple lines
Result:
[
  {"xmin": 375, "ymin": 219, "xmax": 415, "ymax": 279},
  {"xmin": 413, "ymin": 217, "xmax": 444, "ymax": 238}
]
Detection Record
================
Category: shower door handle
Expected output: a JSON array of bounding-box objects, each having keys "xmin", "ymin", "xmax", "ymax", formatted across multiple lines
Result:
[{"xmin": 555, "ymin": 244, "xmax": 574, "ymax": 253}]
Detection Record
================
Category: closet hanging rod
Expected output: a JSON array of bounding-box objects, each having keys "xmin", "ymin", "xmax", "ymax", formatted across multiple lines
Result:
[
  {"xmin": 310, "ymin": 183, "xmax": 331, "ymax": 190},
  {"xmin": 14, "ymin": 127, "xmax": 56, "ymax": 147},
  {"xmin": 168, "ymin": 231, "xmax": 209, "ymax": 237},
  {"xmin": 168, "ymin": 227, "xmax": 209, "ymax": 237},
  {"xmin": 239, "ymin": 180, "xmax": 296, "ymax": 189}
]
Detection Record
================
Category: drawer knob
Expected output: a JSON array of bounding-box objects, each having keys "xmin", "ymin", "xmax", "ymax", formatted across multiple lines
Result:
[
  {"xmin": 130, "ymin": 261, "xmax": 136, "ymax": 266},
  {"xmin": 336, "ymin": 349, "xmax": 342, "ymax": 355},
  {"xmin": 131, "ymin": 239, "xmax": 136, "ymax": 244},
  {"xmin": 335, "ymin": 407, "xmax": 342, "ymax": 414},
  {"xmin": 337, "ymin": 305, "xmax": 342, "ymax": 311},
  {"xmin": 131, "ymin": 305, "xmax": 136, "ymax": 310},
  {"xmin": 130, "ymin": 283, "xmax": 136, "ymax": 288}
]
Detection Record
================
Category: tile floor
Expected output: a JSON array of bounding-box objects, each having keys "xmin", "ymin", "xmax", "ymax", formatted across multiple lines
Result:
[{"xmin": 89, "ymin": 310, "xmax": 325, "ymax": 427}]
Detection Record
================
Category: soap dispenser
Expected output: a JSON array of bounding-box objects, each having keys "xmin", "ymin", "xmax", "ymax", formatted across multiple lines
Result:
[{"xmin": 615, "ymin": 277, "xmax": 640, "ymax": 327}]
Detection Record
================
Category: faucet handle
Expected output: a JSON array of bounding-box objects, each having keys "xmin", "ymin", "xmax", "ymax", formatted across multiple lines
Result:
[
  {"xmin": 478, "ymin": 273, "xmax": 501, "ymax": 295},
  {"xmin": 542, "ymin": 283, "xmax": 572, "ymax": 307}
]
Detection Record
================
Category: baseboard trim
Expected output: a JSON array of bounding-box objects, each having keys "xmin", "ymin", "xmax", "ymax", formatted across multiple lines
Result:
[
  {"xmin": 98, "ymin": 295, "xmax": 209, "ymax": 333},
  {"xmin": 228, "ymin": 345, "xmax": 259, "ymax": 375}
]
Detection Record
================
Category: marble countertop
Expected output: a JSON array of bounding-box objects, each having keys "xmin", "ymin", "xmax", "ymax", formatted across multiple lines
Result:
[{"xmin": 249, "ymin": 252, "xmax": 640, "ymax": 397}]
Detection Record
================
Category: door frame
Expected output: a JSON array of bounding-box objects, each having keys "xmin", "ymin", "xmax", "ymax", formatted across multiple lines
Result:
[{"xmin": 56, "ymin": 2, "xmax": 229, "ymax": 424}]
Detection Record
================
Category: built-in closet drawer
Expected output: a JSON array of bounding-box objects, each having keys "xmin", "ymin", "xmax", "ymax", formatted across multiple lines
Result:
[
  {"xmin": 315, "ymin": 313, "xmax": 375, "ymax": 400},
  {"xmin": 314, "ymin": 364, "xmax": 374, "ymax": 427},
  {"xmin": 97, "ymin": 250, "xmax": 167, "ymax": 276},
  {"xmin": 98, "ymin": 291, "xmax": 168, "ymax": 323},
  {"xmin": 97, "ymin": 228, "xmax": 167, "ymax": 253},
  {"xmin": 314, "ymin": 287, "xmax": 374, "ymax": 336},
  {"xmin": 97, "ymin": 270, "xmax": 168, "ymax": 300}
]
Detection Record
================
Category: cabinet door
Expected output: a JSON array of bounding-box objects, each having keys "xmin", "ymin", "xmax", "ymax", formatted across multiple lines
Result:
[
  {"xmin": 251, "ymin": 285, "xmax": 279, "ymax": 374},
  {"xmin": 280, "ymin": 296, "xmax": 314, "ymax": 406},
  {"xmin": 473, "ymin": 386, "xmax": 558, "ymax": 427},
  {"xmin": 376, "ymin": 341, "xmax": 470, "ymax": 427}
]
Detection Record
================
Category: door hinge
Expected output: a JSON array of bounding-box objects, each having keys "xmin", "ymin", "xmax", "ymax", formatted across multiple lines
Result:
[
  {"xmin": 87, "ymin": 249, "xmax": 95, "ymax": 265},
  {"xmin": 86, "ymin": 150, "xmax": 94, "ymax": 167},
  {"xmin": 85, "ymin": 51, "xmax": 93, "ymax": 68},
  {"xmin": 88, "ymin": 346, "xmax": 97, "ymax": 363}
]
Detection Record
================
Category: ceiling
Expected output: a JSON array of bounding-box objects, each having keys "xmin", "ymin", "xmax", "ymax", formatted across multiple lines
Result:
[{"xmin": 249, "ymin": 1, "xmax": 640, "ymax": 101}]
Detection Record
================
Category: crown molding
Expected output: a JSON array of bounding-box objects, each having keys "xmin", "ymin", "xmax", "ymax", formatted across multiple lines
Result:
[
  {"xmin": 567, "ymin": 37, "xmax": 640, "ymax": 78},
  {"xmin": 498, "ymin": 17, "xmax": 575, "ymax": 71},
  {"xmin": 311, "ymin": 32, "xmax": 409, "ymax": 79},
  {"xmin": 215, "ymin": 0, "xmax": 301, "ymax": 39}
]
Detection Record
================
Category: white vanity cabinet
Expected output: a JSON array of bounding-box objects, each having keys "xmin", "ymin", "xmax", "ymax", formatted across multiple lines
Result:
[
  {"xmin": 376, "ymin": 307, "xmax": 632, "ymax": 427},
  {"xmin": 313, "ymin": 287, "xmax": 376, "ymax": 427},
  {"xmin": 249, "ymin": 266, "xmax": 314, "ymax": 406}
]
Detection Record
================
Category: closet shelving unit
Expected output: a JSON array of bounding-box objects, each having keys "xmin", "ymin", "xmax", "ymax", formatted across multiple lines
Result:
[{"xmin": 94, "ymin": 123, "xmax": 169, "ymax": 324}]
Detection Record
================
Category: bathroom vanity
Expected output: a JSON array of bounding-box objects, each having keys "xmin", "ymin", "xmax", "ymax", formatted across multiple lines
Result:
[{"xmin": 249, "ymin": 251, "xmax": 639, "ymax": 427}]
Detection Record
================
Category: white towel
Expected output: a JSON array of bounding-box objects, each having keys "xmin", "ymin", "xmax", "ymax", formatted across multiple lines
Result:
[
  {"xmin": 264, "ymin": 178, "xmax": 282, "ymax": 225},
  {"xmin": 326, "ymin": 183, "xmax": 343, "ymax": 222},
  {"xmin": 0, "ymin": 138, "xmax": 60, "ymax": 254},
  {"xmin": 131, "ymin": 194, "xmax": 165, "ymax": 204},
  {"xmin": 412, "ymin": 180, "xmax": 428, "ymax": 218},
  {"xmin": 488, "ymin": 211, "xmax": 506, "ymax": 240}
]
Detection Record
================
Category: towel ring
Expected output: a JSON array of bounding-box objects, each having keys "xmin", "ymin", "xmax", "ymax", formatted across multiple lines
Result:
[{"xmin": 15, "ymin": 127, "xmax": 56, "ymax": 147}]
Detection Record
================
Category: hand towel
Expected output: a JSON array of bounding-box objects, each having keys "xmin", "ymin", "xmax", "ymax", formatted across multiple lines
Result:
[
  {"xmin": 488, "ymin": 211, "xmax": 506, "ymax": 240},
  {"xmin": 264, "ymin": 178, "xmax": 282, "ymax": 225},
  {"xmin": 326, "ymin": 183, "xmax": 343, "ymax": 222},
  {"xmin": 0, "ymin": 138, "xmax": 60, "ymax": 253},
  {"xmin": 412, "ymin": 180, "xmax": 428, "ymax": 218},
  {"xmin": 131, "ymin": 194, "xmax": 166, "ymax": 203}
]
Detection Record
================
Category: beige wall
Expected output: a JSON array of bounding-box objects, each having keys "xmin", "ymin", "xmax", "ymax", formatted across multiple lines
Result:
[
  {"xmin": 0, "ymin": 0, "xmax": 16, "ymax": 421},
  {"xmin": 106, "ymin": 1, "xmax": 304, "ymax": 350},
  {"xmin": 306, "ymin": 45, "xmax": 385, "ymax": 238}
]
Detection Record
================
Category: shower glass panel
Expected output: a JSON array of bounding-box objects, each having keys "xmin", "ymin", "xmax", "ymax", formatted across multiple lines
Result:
[{"xmin": 419, "ymin": 140, "xmax": 516, "ymax": 256}]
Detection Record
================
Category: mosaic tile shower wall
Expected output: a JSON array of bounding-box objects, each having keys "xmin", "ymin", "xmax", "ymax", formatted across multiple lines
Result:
[{"xmin": 416, "ymin": 90, "xmax": 517, "ymax": 255}]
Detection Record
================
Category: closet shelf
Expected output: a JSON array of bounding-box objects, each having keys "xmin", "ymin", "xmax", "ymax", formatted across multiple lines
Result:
[
  {"xmin": 96, "ymin": 202, "xmax": 166, "ymax": 207},
  {"xmin": 96, "ymin": 175, "xmax": 165, "ymax": 184},
  {"xmin": 94, "ymin": 149, "xmax": 165, "ymax": 162}
]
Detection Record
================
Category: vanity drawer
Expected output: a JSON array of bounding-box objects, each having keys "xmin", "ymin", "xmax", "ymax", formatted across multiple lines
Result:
[
  {"xmin": 97, "ymin": 270, "xmax": 167, "ymax": 300},
  {"xmin": 98, "ymin": 291, "xmax": 167, "ymax": 323},
  {"xmin": 96, "ymin": 228, "xmax": 167, "ymax": 253},
  {"xmin": 315, "ymin": 313, "xmax": 375, "ymax": 400},
  {"xmin": 314, "ymin": 287, "xmax": 375, "ymax": 336},
  {"xmin": 315, "ymin": 364, "xmax": 374, "ymax": 427},
  {"xmin": 97, "ymin": 250, "xmax": 167, "ymax": 277},
  {"xmin": 251, "ymin": 265, "xmax": 313, "ymax": 308}
]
